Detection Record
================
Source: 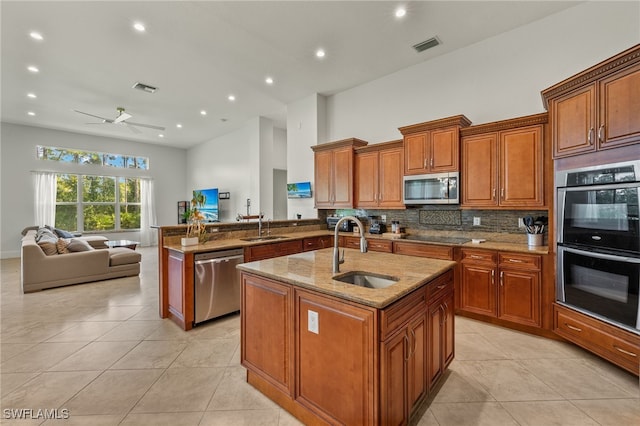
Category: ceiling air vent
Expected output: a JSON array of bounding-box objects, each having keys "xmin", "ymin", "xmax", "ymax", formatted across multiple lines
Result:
[
  {"xmin": 413, "ymin": 36, "xmax": 441, "ymax": 53},
  {"xmin": 132, "ymin": 82, "xmax": 158, "ymax": 93}
]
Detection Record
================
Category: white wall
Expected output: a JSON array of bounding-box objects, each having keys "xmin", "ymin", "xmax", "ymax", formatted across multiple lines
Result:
[
  {"xmin": 286, "ymin": 93, "xmax": 327, "ymax": 220},
  {"xmin": 325, "ymin": 1, "xmax": 640, "ymax": 143},
  {"xmin": 0, "ymin": 123, "xmax": 187, "ymax": 258}
]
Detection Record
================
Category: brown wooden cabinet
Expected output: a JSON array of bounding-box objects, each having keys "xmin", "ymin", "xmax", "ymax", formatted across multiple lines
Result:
[
  {"xmin": 343, "ymin": 235, "xmax": 393, "ymax": 253},
  {"xmin": 398, "ymin": 115, "xmax": 471, "ymax": 175},
  {"xmin": 461, "ymin": 114, "xmax": 546, "ymax": 208},
  {"xmin": 428, "ymin": 285, "xmax": 454, "ymax": 390},
  {"xmin": 312, "ymin": 138, "xmax": 367, "ymax": 209},
  {"xmin": 244, "ymin": 240, "xmax": 303, "ymax": 262},
  {"xmin": 460, "ymin": 249, "xmax": 541, "ymax": 328},
  {"xmin": 354, "ymin": 140, "xmax": 405, "ymax": 209},
  {"xmin": 241, "ymin": 273, "xmax": 294, "ymax": 395},
  {"xmin": 392, "ymin": 240, "xmax": 455, "ymax": 260},
  {"xmin": 302, "ymin": 235, "xmax": 333, "ymax": 251},
  {"xmin": 542, "ymin": 45, "xmax": 640, "ymax": 158},
  {"xmin": 166, "ymin": 250, "xmax": 194, "ymax": 331},
  {"xmin": 554, "ymin": 303, "xmax": 639, "ymax": 376}
]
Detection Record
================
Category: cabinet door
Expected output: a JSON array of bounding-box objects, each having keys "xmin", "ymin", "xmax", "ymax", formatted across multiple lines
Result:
[
  {"xmin": 241, "ymin": 274, "xmax": 293, "ymax": 395},
  {"xmin": 499, "ymin": 125, "xmax": 544, "ymax": 207},
  {"xmin": 428, "ymin": 300, "xmax": 444, "ymax": 389},
  {"xmin": 499, "ymin": 268, "xmax": 541, "ymax": 327},
  {"xmin": 314, "ymin": 150, "xmax": 333, "ymax": 208},
  {"xmin": 430, "ymin": 127, "xmax": 459, "ymax": 172},
  {"xmin": 380, "ymin": 330, "xmax": 409, "ymax": 426},
  {"xmin": 354, "ymin": 151, "xmax": 379, "ymax": 208},
  {"xmin": 599, "ymin": 63, "xmax": 640, "ymax": 150},
  {"xmin": 332, "ymin": 147, "xmax": 355, "ymax": 208},
  {"xmin": 407, "ymin": 313, "xmax": 427, "ymax": 410},
  {"xmin": 296, "ymin": 290, "xmax": 376, "ymax": 425},
  {"xmin": 461, "ymin": 133, "xmax": 498, "ymax": 207},
  {"xmin": 404, "ymin": 132, "xmax": 428, "ymax": 175},
  {"xmin": 461, "ymin": 262, "xmax": 496, "ymax": 316},
  {"xmin": 550, "ymin": 84, "xmax": 597, "ymax": 158},
  {"xmin": 442, "ymin": 291, "xmax": 455, "ymax": 369},
  {"xmin": 379, "ymin": 147, "xmax": 405, "ymax": 208}
]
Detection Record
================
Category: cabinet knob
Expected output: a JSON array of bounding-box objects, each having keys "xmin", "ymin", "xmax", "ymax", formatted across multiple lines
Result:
[
  {"xmin": 613, "ymin": 345, "xmax": 637, "ymax": 357},
  {"xmin": 491, "ymin": 269, "xmax": 495, "ymax": 285},
  {"xmin": 500, "ymin": 271, "xmax": 504, "ymax": 286},
  {"xmin": 492, "ymin": 188, "xmax": 496, "ymax": 200},
  {"xmin": 598, "ymin": 124, "xmax": 605, "ymax": 143},
  {"xmin": 430, "ymin": 158, "xmax": 434, "ymax": 168},
  {"xmin": 565, "ymin": 323, "xmax": 582, "ymax": 332},
  {"xmin": 588, "ymin": 127, "xmax": 594, "ymax": 145},
  {"xmin": 500, "ymin": 188, "xmax": 505, "ymax": 199}
]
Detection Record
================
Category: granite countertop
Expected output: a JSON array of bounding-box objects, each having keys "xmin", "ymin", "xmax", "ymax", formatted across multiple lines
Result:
[{"xmin": 237, "ymin": 248, "xmax": 456, "ymax": 309}]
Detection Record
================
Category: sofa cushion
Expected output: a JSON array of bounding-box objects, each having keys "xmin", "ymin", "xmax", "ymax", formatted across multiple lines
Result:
[
  {"xmin": 66, "ymin": 239, "xmax": 94, "ymax": 252},
  {"xmin": 53, "ymin": 228, "xmax": 77, "ymax": 238},
  {"xmin": 109, "ymin": 248, "xmax": 141, "ymax": 266},
  {"xmin": 56, "ymin": 238, "xmax": 70, "ymax": 254},
  {"xmin": 36, "ymin": 227, "xmax": 57, "ymax": 242},
  {"xmin": 38, "ymin": 240, "xmax": 59, "ymax": 256}
]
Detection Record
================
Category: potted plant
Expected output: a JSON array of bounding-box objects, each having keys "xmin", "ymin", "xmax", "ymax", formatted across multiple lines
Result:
[{"xmin": 182, "ymin": 190, "xmax": 207, "ymax": 246}]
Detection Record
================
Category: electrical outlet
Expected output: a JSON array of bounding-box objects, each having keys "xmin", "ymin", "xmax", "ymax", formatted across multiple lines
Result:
[
  {"xmin": 308, "ymin": 310, "xmax": 319, "ymax": 334},
  {"xmin": 380, "ymin": 215, "xmax": 387, "ymax": 223},
  {"xmin": 473, "ymin": 217, "xmax": 481, "ymax": 226},
  {"xmin": 518, "ymin": 218, "xmax": 525, "ymax": 228}
]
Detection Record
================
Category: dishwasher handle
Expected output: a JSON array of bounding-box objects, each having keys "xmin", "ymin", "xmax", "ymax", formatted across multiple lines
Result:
[{"xmin": 194, "ymin": 254, "xmax": 244, "ymax": 265}]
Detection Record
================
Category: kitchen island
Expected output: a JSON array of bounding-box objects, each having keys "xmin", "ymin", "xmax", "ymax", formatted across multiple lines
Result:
[{"xmin": 238, "ymin": 248, "xmax": 456, "ymax": 425}]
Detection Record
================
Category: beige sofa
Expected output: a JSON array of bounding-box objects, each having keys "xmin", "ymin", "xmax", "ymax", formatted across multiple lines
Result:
[{"xmin": 21, "ymin": 230, "xmax": 141, "ymax": 293}]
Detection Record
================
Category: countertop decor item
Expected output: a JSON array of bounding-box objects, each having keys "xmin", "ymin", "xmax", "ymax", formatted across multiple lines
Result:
[
  {"xmin": 523, "ymin": 215, "xmax": 547, "ymax": 246},
  {"xmin": 184, "ymin": 190, "xmax": 207, "ymax": 245}
]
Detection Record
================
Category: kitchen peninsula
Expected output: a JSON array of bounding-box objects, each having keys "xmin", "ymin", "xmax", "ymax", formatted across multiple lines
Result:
[{"xmin": 238, "ymin": 248, "xmax": 456, "ymax": 425}]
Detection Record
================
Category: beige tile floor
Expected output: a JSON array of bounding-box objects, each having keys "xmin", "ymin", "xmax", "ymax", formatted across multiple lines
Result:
[{"xmin": 1, "ymin": 247, "xmax": 638, "ymax": 425}]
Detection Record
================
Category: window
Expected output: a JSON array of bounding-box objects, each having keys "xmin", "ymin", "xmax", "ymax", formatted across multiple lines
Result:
[
  {"xmin": 55, "ymin": 174, "xmax": 141, "ymax": 232},
  {"xmin": 37, "ymin": 146, "xmax": 149, "ymax": 170}
]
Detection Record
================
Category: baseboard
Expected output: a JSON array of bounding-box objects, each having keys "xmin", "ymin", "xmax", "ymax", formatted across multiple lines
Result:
[{"xmin": 1, "ymin": 250, "xmax": 20, "ymax": 260}]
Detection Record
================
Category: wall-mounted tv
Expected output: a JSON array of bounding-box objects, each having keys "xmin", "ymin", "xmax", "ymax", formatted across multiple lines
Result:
[
  {"xmin": 287, "ymin": 181, "xmax": 312, "ymax": 199},
  {"xmin": 194, "ymin": 188, "xmax": 219, "ymax": 222}
]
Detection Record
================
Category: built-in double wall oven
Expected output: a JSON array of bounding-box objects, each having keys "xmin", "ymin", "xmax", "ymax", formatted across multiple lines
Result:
[{"xmin": 556, "ymin": 160, "xmax": 640, "ymax": 334}]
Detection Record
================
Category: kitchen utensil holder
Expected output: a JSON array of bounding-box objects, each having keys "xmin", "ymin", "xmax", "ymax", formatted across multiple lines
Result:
[{"xmin": 527, "ymin": 233, "xmax": 543, "ymax": 246}]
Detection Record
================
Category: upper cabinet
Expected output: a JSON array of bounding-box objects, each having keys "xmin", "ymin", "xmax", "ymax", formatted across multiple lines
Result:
[
  {"xmin": 354, "ymin": 140, "xmax": 404, "ymax": 209},
  {"xmin": 542, "ymin": 44, "xmax": 640, "ymax": 158},
  {"xmin": 399, "ymin": 115, "xmax": 471, "ymax": 175},
  {"xmin": 312, "ymin": 138, "xmax": 368, "ymax": 209},
  {"xmin": 461, "ymin": 113, "xmax": 547, "ymax": 208}
]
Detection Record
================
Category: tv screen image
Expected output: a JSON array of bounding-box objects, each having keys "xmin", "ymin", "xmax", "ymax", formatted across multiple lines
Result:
[
  {"xmin": 287, "ymin": 181, "xmax": 312, "ymax": 198},
  {"xmin": 195, "ymin": 188, "xmax": 219, "ymax": 222}
]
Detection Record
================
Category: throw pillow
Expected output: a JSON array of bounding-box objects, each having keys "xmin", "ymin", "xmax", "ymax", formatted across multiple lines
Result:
[
  {"xmin": 66, "ymin": 239, "xmax": 94, "ymax": 252},
  {"xmin": 56, "ymin": 238, "xmax": 70, "ymax": 254},
  {"xmin": 53, "ymin": 228, "xmax": 75, "ymax": 238},
  {"xmin": 38, "ymin": 241, "xmax": 58, "ymax": 256},
  {"xmin": 36, "ymin": 227, "xmax": 57, "ymax": 242}
]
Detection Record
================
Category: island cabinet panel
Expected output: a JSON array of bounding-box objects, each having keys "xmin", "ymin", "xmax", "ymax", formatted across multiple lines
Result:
[
  {"xmin": 461, "ymin": 249, "xmax": 542, "ymax": 328},
  {"xmin": 295, "ymin": 289, "xmax": 377, "ymax": 425},
  {"xmin": 241, "ymin": 273, "xmax": 294, "ymax": 395},
  {"xmin": 542, "ymin": 45, "xmax": 640, "ymax": 158},
  {"xmin": 167, "ymin": 250, "xmax": 194, "ymax": 330},
  {"xmin": 428, "ymin": 287, "xmax": 454, "ymax": 390}
]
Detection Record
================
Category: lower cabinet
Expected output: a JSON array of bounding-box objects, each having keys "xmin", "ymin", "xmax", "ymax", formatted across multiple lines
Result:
[
  {"xmin": 460, "ymin": 249, "xmax": 541, "ymax": 328},
  {"xmin": 343, "ymin": 235, "xmax": 393, "ymax": 252},
  {"xmin": 244, "ymin": 240, "xmax": 303, "ymax": 261},
  {"xmin": 302, "ymin": 235, "xmax": 333, "ymax": 251},
  {"xmin": 428, "ymin": 288, "xmax": 454, "ymax": 390}
]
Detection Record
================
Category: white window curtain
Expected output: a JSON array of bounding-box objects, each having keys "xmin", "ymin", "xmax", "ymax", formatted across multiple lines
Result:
[
  {"xmin": 140, "ymin": 178, "xmax": 157, "ymax": 247},
  {"xmin": 33, "ymin": 171, "xmax": 56, "ymax": 227}
]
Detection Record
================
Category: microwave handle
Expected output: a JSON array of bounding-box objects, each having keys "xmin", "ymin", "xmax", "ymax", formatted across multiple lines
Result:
[{"xmin": 561, "ymin": 246, "xmax": 640, "ymax": 264}]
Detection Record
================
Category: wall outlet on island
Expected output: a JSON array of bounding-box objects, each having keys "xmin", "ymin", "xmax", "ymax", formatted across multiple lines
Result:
[
  {"xmin": 473, "ymin": 217, "xmax": 481, "ymax": 226},
  {"xmin": 308, "ymin": 310, "xmax": 319, "ymax": 334}
]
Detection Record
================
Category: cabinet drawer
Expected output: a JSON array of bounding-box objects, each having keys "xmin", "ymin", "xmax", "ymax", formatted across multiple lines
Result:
[
  {"xmin": 343, "ymin": 236, "xmax": 363, "ymax": 250},
  {"xmin": 245, "ymin": 240, "xmax": 303, "ymax": 261},
  {"xmin": 498, "ymin": 252, "xmax": 541, "ymax": 270},
  {"xmin": 367, "ymin": 239, "xmax": 393, "ymax": 253},
  {"xmin": 302, "ymin": 236, "xmax": 333, "ymax": 251},
  {"xmin": 554, "ymin": 304, "xmax": 639, "ymax": 375},
  {"xmin": 393, "ymin": 241, "xmax": 454, "ymax": 260},
  {"xmin": 380, "ymin": 287, "xmax": 427, "ymax": 340},
  {"xmin": 426, "ymin": 269, "xmax": 454, "ymax": 301},
  {"xmin": 461, "ymin": 249, "xmax": 496, "ymax": 264}
]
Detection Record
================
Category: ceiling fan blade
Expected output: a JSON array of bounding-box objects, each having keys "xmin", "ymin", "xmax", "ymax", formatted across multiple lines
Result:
[
  {"xmin": 124, "ymin": 123, "xmax": 142, "ymax": 134},
  {"xmin": 73, "ymin": 109, "xmax": 109, "ymax": 121},
  {"xmin": 126, "ymin": 121, "xmax": 165, "ymax": 131},
  {"xmin": 114, "ymin": 112, "xmax": 132, "ymax": 124}
]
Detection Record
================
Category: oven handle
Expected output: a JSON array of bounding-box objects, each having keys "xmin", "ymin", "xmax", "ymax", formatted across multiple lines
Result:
[
  {"xmin": 559, "ymin": 181, "xmax": 640, "ymax": 192},
  {"xmin": 560, "ymin": 246, "xmax": 640, "ymax": 264}
]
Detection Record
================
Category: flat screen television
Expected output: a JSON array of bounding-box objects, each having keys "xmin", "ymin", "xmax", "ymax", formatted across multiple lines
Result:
[
  {"xmin": 194, "ymin": 188, "xmax": 219, "ymax": 222},
  {"xmin": 287, "ymin": 181, "xmax": 312, "ymax": 198}
]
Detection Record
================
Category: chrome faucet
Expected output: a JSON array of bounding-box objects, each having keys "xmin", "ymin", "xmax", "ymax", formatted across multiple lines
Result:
[
  {"xmin": 258, "ymin": 212, "xmax": 264, "ymax": 237},
  {"xmin": 333, "ymin": 216, "xmax": 367, "ymax": 273}
]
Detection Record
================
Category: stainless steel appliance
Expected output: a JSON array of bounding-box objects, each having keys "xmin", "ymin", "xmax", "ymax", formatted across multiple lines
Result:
[
  {"xmin": 327, "ymin": 216, "xmax": 355, "ymax": 232},
  {"xmin": 556, "ymin": 160, "xmax": 640, "ymax": 334},
  {"xmin": 194, "ymin": 248, "xmax": 244, "ymax": 325},
  {"xmin": 403, "ymin": 172, "xmax": 459, "ymax": 204}
]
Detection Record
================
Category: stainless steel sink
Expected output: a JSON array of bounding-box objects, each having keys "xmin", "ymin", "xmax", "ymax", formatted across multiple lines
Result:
[
  {"xmin": 240, "ymin": 235, "xmax": 288, "ymax": 242},
  {"xmin": 333, "ymin": 271, "xmax": 399, "ymax": 289}
]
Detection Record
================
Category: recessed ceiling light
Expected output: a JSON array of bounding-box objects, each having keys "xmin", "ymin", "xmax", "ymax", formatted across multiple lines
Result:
[
  {"xmin": 159, "ymin": 134, "xmax": 164, "ymax": 138},
  {"xmin": 27, "ymin": 65, "xmax": 39, "ymax": 73},
  {"xmin": 133, "ymin": 22, "xmax": 146, "ymax": 32},
  {"xmin": 176, "ymin": 123, "xmax": 183, "ymax": 128},
  {"xmin": 315, "ymin": 49, "xmax": 326, "ymax": 58},
  {"xmin": 265, "ymin": 77, "xmax": 274, "ymax": 85},
  {"xmin": 395, "ymin": 7, "xmax": 407, "ymax": 18},
  {"xmin": 27, "ymin": 111, "xmax": 36, "ymax": 116},
  {"xmin": 29, "ymin": 31, "xmax": 43, "ymax": 41},
  {"xmin": 27, "ymin": 93, "xmax": 37, "ymax": 99},
  {"xmin": 200, "ymin": 110, "xmax": 207, "ymax": 116},
  {"xmin": 228, "ymin": 94, "xmax": 236, "ymax": 101}
]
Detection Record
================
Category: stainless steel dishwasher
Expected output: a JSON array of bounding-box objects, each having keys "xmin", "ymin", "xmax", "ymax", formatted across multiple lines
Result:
[{"xmin": 194, "ymin": 248, "xmax": 244, "ymax": 325}]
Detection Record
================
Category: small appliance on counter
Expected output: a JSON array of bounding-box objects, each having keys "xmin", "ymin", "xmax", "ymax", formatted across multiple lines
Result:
[
  {"xmin": 369, "ymin": 218, "xmax": 386, "ymax": 234},
  {"xmin": 327, "ymin": 216, "xmax": 355, "ymax": 232}
]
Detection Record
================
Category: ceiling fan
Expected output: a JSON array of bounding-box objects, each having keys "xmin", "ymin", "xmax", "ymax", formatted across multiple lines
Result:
[{"xmin": 73, "ymin": 107, "xmax": 165, "ymax": 133}]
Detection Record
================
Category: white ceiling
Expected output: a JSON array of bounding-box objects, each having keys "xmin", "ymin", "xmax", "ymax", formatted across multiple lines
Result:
[{"xmin": 1, "ymin": 1, "xmax": 580, "ymax": 149}]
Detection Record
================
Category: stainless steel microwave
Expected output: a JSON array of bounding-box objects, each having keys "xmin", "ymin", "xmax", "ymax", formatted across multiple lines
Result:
[{"xmin": 403, "ymin": 172, "xmax": 459, "ymax": 205}]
